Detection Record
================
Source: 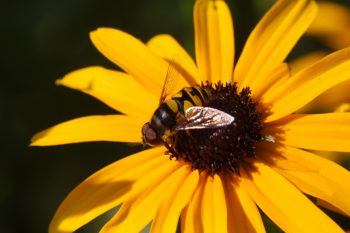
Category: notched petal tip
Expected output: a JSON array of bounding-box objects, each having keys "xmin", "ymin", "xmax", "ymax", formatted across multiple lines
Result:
[
  {"xmin": 89, "ymin": 27, "xmax": 168, "ymax": 97},
  {"xmin": 147, "ymin": 34, "xmax": 200, "ymax": 86},
  {"xmin": 89, "ymin": 28, "xmax": 102, "ymax": 43},
  {"xmin": 89, "ymin": 27, "xmax": 122, "ymax": 44},
  {"xmin": 55, "ymin": 66, "xmax": 105, "ymax": 89},
  {"xmin": 30, "ymin": 129, "xmax": 49, "ymax": 146},
  {"xmin": 89, "ymin": 27, "xmax": 112, "ymax": 37},
  {"xmin": 54, "ymin": 66, "xmax": 158, "ymax": 116},
  {"xmin": 194, "ymin": 0, "xmax": 235, "ymax": 84}
]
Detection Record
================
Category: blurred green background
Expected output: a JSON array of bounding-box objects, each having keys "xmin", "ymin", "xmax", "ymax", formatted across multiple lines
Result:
[{"xmin": 2, "ymin": 0, "xmax": 350, "ymax": 232}]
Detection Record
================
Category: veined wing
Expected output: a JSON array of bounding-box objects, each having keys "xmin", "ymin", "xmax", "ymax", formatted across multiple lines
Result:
[
  {"xmin": 175, "ymin": 106, "xmax": 234, "ymax": 131},
  {"xmin": 159, "ymin": 53, "xmax": 182, "ymax": 104}
]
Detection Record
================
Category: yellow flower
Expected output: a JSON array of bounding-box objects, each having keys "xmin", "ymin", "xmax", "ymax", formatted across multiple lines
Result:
[{"xmin": 32, "ymin": 0, "xmax": 350, "ymax": 232}]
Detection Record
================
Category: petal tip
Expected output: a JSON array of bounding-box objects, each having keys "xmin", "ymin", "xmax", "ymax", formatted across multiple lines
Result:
[
  {"xmin": 55, "ymin": 79, "xmax": 63, "ymax": 86},
  {"xmin": 30, "ymin": 130, "xmax": 48, "ymax": 146}
]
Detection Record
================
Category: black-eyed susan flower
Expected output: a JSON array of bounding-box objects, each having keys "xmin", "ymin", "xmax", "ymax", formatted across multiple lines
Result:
[{"xmin": 32, "ymin": 0, "xmax": 350, "ymax": 232}]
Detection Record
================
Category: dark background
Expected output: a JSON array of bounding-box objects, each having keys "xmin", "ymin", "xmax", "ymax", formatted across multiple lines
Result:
[{"xmin": 1, "ymin": 0, "xmax": 350, "ymax": 232}]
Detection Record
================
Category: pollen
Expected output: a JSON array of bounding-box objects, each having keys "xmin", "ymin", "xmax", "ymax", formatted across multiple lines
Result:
[{"xmin": 168, "ymin": 82, "xmax": 263, "ymax": 174}]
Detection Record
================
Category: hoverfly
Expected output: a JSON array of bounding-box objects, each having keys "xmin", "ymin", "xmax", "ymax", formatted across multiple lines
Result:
[{"xmin": 141, "ymin": 55, "xmax": 234, "ymax": 148}]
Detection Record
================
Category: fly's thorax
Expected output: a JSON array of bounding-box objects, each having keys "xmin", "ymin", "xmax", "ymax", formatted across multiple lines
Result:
[{"xmin": 171, "ymin": 86, "xmax": 210, "ymax": 113}]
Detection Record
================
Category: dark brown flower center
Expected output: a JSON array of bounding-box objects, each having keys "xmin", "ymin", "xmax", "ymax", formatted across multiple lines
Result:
[{"xmin": 167, "ymin": 82, "xmax": 263, "ymax": 174}]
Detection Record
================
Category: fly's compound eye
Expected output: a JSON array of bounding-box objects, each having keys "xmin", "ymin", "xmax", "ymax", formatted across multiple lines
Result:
[{"xmin": 142, "ymin": 123, "xmax": 163, "ymax": 146}]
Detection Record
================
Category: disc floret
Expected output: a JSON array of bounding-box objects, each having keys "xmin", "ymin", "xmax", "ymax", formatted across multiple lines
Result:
[{"xmin": 169, "ymin": 82, "xmax": 263, "ymax": 173}]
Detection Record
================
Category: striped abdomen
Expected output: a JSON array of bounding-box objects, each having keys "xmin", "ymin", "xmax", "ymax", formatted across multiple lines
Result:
[{"xmin": 150, "ymin": 86, "xmax": 210, "ymax": 136}]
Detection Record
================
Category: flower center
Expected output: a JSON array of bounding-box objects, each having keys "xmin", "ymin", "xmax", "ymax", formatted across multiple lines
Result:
[{"xmin": 168, "ymin": 82, "xmax": 263, "ymax": 174}]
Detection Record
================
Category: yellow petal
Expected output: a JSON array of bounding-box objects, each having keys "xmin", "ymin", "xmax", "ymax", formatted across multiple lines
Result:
[
  {"xmin": 287, "ymin": 51, "xmax": 339, "ymax": 114},
  {"xmin": 147, "ymin": 34, "xmax": 200, "ymax": 86},
  {"xmin": 100, "ymin": 162, "xmax": 187, "ymax": 233},
  {"xmin": 289, "ymin": 51, "xmax": 327, "ymax": 75},
  {"xmin": 259, "ymin": 144, "xmax": 350, "ymax": 216},
  {"xmin": 194, "ymin": 0, "xmax": 234, "ymax": 83},
  {"xmin": 90, "ymin": 28, "xmax": 168, "ymax": 97},
  {"xmin": 49, "ymin": 147, "xmax": 173, "ymax": 233},
  {"xmin": 241, "ymin": 160, "xmax": 344, "ymax": 233},
  {"xmin": 307, "ymin": 1, "xmax": 350, "ymax": 50},
  {"xmin": 201, "ymin": 174, "xmax": 228, "ymax": 233},
  {"xmin": 150, "ymin": 167, "xmax": 199, "ymax": 233},
  {"xmin": 265, "ymin": 47, "xmax": 350, "ymax": 122},
  {"xmin": 286, "ymin": 53, "xmax": 350, "ymax": 114},
  {"xmin": 306, "ymin": 81, "xmax": 350, "ymax": 113},
  {"xmin": 310, "ymin": 150, "xmax": 346, "ymax": 164},
  {"xmin": 181, "ymin": 205, "xmax": 194, "ymax": 233},
  {"xmin": 223, "ymin": 173, "xmax": 266, "ymax": 233},
  {"xmin": 234, "ymin": 0, "xmax": 317, "ymax": 92},
  {"xmin": 181, "ymin": 172, "xmax": 207, "ymax": 233},
  {"xmin": 316, "ymin": 198, "xmax": 349, "ymax": 217},
  {"xmin": 267, "ymin": 113, "xmax": 350, "ymax": 152},
  {"xmin": 31, "ymin": 115, "xmax": 144, "ymax": 146},
  {"xmin": 56, "ymin": 66, "xmax": 158, "ymax": 117},
  {"xmin": 335, "ymin": 103, "xmax": 350, "ymax": 113},
  {"xmin": 252, "ymin": 63, "xmax": 290, "ymax": 100}
]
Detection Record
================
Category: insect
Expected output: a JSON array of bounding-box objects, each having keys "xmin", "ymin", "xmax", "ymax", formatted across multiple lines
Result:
[{"xmin": 141, "ymin": 56, "xmax": 235, "ymax": 148}]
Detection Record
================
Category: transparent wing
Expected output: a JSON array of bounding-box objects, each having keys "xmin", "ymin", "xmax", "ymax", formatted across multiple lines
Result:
[
  {"xmin": 175, "ymin": 106, "xmax": 234, "ymax": 131},
  {"xmin": 159, "ymin": 53, "xmax": 182, "ymax": 104}
]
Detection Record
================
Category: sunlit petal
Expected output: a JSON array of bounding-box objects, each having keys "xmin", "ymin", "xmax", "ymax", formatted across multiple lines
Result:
[
  {"xmin": 289, "ymin": 51, "xmax": 327, "ymax": 75},
  {"xmin": 150, "ymin": 166, "xmax": 199, "ymax": 233},
  {"xmin": 252, "ymin": 63, "xmax": 290, "ymax": 100},
  {"xmin": 200, "ymin": 174, "xmax": 227, "ymax": 233},
  {"xmin": 56, "ymin": 66, "xmax": 157, "ymax": 117},
  {"xmin": 181, "ymin": 173, "xmax": 207, "ymax": 233},
  {"xmin": 234, "ymin": 0, "xmax": 317, "ymax": 91},
  {"xmin": 241, "ymin": 160, "xmax": 343, "ymax": 233},
  {"xmin": 223, "ymin": 173, "xmax": 265, "ymax": 233},
  {"xmin": 90, "ymin": 28, "xmax": 168, "ymax": 97},
  {"xmin": 180, "ymin": 205, "xmax": 194, "ymax": 233},
  {"xmin": 31, "ymin": 115, "xmax": 144, "ymax": 145},
  {"xmin": 266, "ymin": 113, "xmax": 350, "ymax": 152},
  {"xmin": 265, "ymin": 47, "xmax": 350, "ymax": 122},
  {"xmin": 49, "ymin": 147, "xmax": 172, "ymax": 233},
  {"xmin": 259, "ymin": 143, "xmax": 350, "ymax": 216},
  {"xmin": 100, "ymin": 163, "xmax": 187, "ymax": 233},
  {"xmin": 147, "ymin": 34, "xmax": 200, "ymax": 86},
  {"xmin": 194, "ymin": 0, "xmax": 234, "ymax": 83}
]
